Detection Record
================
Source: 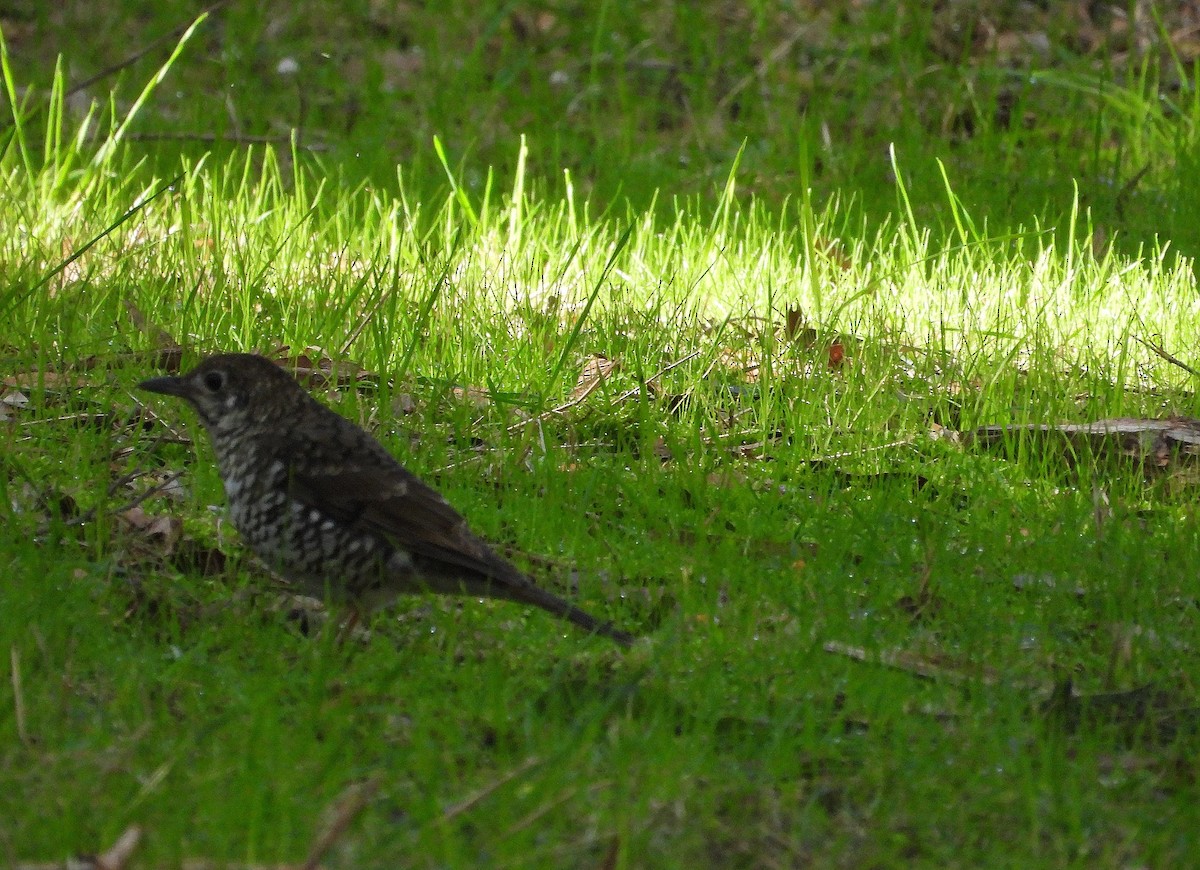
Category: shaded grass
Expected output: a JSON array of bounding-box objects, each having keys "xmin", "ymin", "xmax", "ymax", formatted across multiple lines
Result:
[{"xmin": 6, "ymin": 458, "xmax": 1200, "ymax": 865}]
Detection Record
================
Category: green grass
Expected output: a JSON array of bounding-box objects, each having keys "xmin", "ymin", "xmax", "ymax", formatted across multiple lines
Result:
[{"xmin": 3, "ymin": 2, "xmax": 1200, "ymax": 866}]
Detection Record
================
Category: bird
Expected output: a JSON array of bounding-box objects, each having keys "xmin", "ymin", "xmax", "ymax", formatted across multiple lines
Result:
[{"xmin": 138, "ymin": 353, "xmax": 634, "ymax": 647}]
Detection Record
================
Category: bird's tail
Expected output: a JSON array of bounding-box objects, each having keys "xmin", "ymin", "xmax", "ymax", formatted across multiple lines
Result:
[
  {"xmin": 477, "ymin": 562, "xmax": 635, "ymax": 647},
  {"xmin": 512, "ymin": 580, "xmax": 636, "ymax": 647}
]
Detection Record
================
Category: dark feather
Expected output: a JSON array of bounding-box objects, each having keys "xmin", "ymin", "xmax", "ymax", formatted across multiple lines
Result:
[
  {"xmin": 279, "ymin": 429, "xmax": 635, "ymax": 645},
  {"xmin": 285, "ymin": 462, "xmax": 501, "ymax": 578}
]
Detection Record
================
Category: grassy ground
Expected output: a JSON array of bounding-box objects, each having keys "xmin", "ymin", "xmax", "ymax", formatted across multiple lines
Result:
[{"xmin": 3, "ymin": 2, "xmax": 1200, "ymax": 867}]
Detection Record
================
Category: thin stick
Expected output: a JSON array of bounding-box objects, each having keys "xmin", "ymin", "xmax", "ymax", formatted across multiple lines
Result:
[
  {"xmin": 823, "ymin": 640, "xmax": 997, "ymax": 686},
  {"xmin": 1134, "ymin": 334, "xmax": 1200, "ymax": 378},
  {"xmin": 64, "ymin": 1, "xmax": 231, "ymax": 101},
  {"xmin": 11, "ymin": 647, "xmax": 29, "ymax": 746},
  {"xmin": 66, "ymin": 469, "xmax": 185, "ymax": 528},
  {"xmin": 609, "ymin": 349, "xmax": 703, "ymax": 405},
  {"xmin": 127, "ymin": 131, "xmax": 329, "ymax": 152},
  {"xmin": 302, "ymin": 779, "xmax": 380, "ymax": 870},
  {"xmin": 441, "ymin": 755, "xmax": 543, "ymax": 822},
  {"xmin": 717, "ymin": 23, "xmax": 809, "ymax": 113}
]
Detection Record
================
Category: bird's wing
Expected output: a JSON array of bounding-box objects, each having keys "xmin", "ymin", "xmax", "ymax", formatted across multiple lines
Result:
[{"xmin": 284, "ymin": 457, "xmax": 509, "ymax": 579}]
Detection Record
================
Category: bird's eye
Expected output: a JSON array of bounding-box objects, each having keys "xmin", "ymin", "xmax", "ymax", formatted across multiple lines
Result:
[{"xmin": 202, "ymin": 371, "xmax": 225, "ymax": 392}]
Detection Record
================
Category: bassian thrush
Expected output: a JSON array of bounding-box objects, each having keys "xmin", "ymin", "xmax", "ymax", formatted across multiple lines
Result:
[{"xmin": 139, "ymin": 354, "xmax": 634, "ymax": 646}]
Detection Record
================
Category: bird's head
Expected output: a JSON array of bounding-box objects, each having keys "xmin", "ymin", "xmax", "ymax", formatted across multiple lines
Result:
[{"xmin": 139, "ymin": 353, "xmax": 304, "ymax": 436}]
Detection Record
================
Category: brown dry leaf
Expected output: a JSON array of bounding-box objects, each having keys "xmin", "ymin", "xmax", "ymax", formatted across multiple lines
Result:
[
  {"xmin": 117, "ymin": 505, "xmax": 183, "ymax": 553},
  {"xmin": 570, "ymin": 355, "xmax": 618, "ymax": 403},
  {"xmin": 784, "ymin": 306, "xmax": 809, "ymax": 341},
  {"xmin": 271, "ymin": 345, "xmax": 376, "ymax": 389},
  {"xmin": 378, "ymin": 46, "xmax": 425, "ymax": 90},
  {"xmin": 780, "ymin": 311, "xmax": 852, "ymax": 370},
  {"xmin": 450, "ymin": 384, "xmax": 493, "ymax": 410},
  {"xmin": 706, "ymin": 469, "xmax": 749, "ymax": 489},
  {"xmin": 50, "ymin": 235, "xmax": 87, "ymax": 296},
  {"xmin": 391, "ymin": 393, "xmax": 417, "ymax": 415},
  {"xmin": 811, "ymin": 235, "xmax": 853, "ymax": 270},
  {"xmin": 125, "ymin": 300, "xmax": 183, "ymax": 372},
  {"xmin": 509, "ymin": 7, "xmax": 558, "ymax": 41},
  {"xmin": 992, "ymin": 30, "xmax": 1051, "ymax": 63},
  {"xmin": 1173, "ymin": 31, "xmax": 1200, "ymax": 63}
]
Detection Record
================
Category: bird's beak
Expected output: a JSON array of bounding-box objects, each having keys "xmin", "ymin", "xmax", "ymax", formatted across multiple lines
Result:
[{"xmin": 138, "ymin": 374, "xmax": 190, "ymax": 397}]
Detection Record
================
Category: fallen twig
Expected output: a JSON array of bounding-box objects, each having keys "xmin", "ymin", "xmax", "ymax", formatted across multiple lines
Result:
[
  {"xmin": 302, "ymin": 778, "xmax": 380, "ymax": 870},
  {"xmin": 823, "ymin": 640, "xmax": 997, "ymax": 686}
]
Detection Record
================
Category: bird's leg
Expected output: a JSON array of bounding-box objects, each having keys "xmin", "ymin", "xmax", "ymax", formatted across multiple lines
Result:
[{"xmin": 334, "ymin": 606, "xmax": 364, "ymax": 645}]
